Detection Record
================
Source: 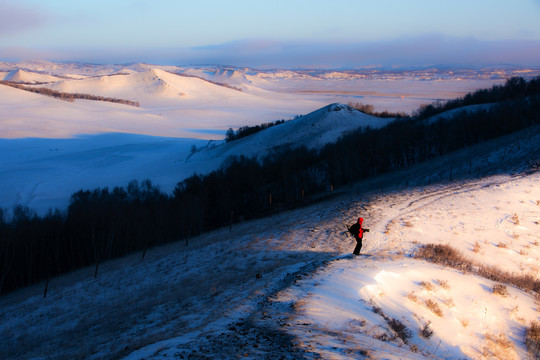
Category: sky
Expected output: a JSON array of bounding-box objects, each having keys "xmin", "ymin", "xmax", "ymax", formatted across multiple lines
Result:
[{"xmin": 1, "ymin": 0, "xmax": 540, "ymax": 68}]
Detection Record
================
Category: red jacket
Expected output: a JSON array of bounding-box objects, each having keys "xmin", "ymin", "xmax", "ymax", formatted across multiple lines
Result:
[{"xmin": 349, "ymin": 217, "xmax": 364, "ymax": 239}]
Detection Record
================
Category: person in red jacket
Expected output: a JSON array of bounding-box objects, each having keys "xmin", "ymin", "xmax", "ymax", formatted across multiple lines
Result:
[{"xmin": 348, "ymin": 217, "xmax": 369, "ymax": 255}]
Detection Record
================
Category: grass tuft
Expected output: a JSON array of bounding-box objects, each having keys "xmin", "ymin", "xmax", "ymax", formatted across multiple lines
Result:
[
  {"xmin": 425, "ymin": 299, "xmax": 443, "ymax": 317},
  {"xmin": 388, "ymin": 318, "xmax": 412, "ymax": 344},
  {"xmin": 371, "ymin": 305, "xmax": 412, "ymax": 344},
  {"xmin": 435, "ymin": 279, "xmax": 450, "ymax": 289},
  {"xmin": 415, "ymin": 244, "xmax": 540, "ymax": 293},
  {"xmin": 526, "ymin": 320, "xmax": 540, "ymax": 358},
  {"xmin": 405, "ymin": 291, "xmax": 418, "ymax": 303},
  {"xmin": 492, "ymin": 284, "xmax": 509, "ymax": 297},
  {"xmin": 419, "ymin": 281, "xmax": 435, "ymax": 292},
  {"xmin": 511, "ymin": 213, "xmax": 520, "ymax": 225},
  {"xmin": 483, "ymin": 332, "xmax": 516, "ymax": 360},
  {"xmin": 420, "ymin": 321, "xmax": 434, "ymax": 339}
]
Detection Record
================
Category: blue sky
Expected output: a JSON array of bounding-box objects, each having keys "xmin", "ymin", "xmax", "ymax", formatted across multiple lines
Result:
[{"xmin": 1, "ymin": 0, "xmax": 540, "ymax": 68}]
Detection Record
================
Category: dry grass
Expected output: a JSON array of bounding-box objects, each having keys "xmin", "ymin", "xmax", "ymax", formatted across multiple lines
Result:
[
  {"xmin": 385, "ymin": 219, "xmax": 399, "ymax": 235},
  {"xmin": 526, "ymin": 320, "xmax": 540, "ymax": 358},
  {"xmin": 415, "ymin": 244, "xmax": 540, "ymax": 293},
  {"xmin": 492, "ymin": 284, "xmax": 510, "ymax": 297},
  {"xmin": 483, "ymin": 332, "xmax": 517, "ymax": 360},
  {"xmin": 442, "ymin": 298, "xmax": 455, "ymax": 308},
  {"xmin": 435, "ymin": 279, "xmax": 450, "ymax": 289},
  {"xmin": 406, "ymin": 291, "xmax": 418, "ymax": 303},
  {"xmin": 388, "ymin": 318, "xmax": 412, "ymax": 344},
  {"xmin": 371, "ymin": 305, "xmax": 412, "ymax": 344},
  {"xmin": 403, "ymin": 220, "xmax": 414, "ymax": 227},
  {"xmin": 511, "ymin": 213, "xmax": 520, "ymax": 225},
  {"xmin": 497, "ymin": 242, "xmax": 508, "ymax": 249},
  {"xmin": 425, "ymin": 299, "xmax": 443, "ymax": 317},
  {"xmin": 473, "ymin": 241, "xmax": 481, "ymax": 253},
  {"xmin": 460, "ymin": 318, "xmax": 470, "ymax": 328},
  {"xmin": 419, "ymin": 281, "xmax": 435, "ymax": 292},
  {"xmin": 420, "ymin": 321, "xmax": 434, "ymax": 339}
]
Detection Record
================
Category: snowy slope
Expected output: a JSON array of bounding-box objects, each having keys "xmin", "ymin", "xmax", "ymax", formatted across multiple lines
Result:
[
  {"xmin": 0, "ymin": 84, "xmax": 175, "ymax": 138},
  {"xmin": 0, "ymin": 101, "xmax": 388, "ymax": 213},
  {"xmin": 425, "ymin": 103, "xmax": 496, "ymax": 123},
  {"xmin": 185, "ymin": 103, "xmax": 393, "ymax": 170},
  {"xmin": 0, "ymin": 132, "xmax": 210, "ymax": 213},
  {"xmin": 277, "ymin": 171, "xmax": 540, "ymax": 359},
  {"xmin": 45, "ymin": 69, "xmax": 262, "ymax": 106},
  {"xmin": 1, "ymin": 124, "xmax": 538, "ymax": 360},
  {"xmin": 2, "ymin": 69, "xmax": 63, "ymax": 83},
  {"xmin": 1, "ymin": 66, "xmax": 323, "ymax": 139}
]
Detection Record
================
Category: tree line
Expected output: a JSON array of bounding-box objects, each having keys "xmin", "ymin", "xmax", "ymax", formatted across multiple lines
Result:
[
  {"xmin": 0, "ymin": 80, "xmax": 140, "ymax": 107},
  {"xmin": 0, "ymin": 77, "xmax": 539, "ymax": 295},
  {"xmin": 347, "ymin": 101, "xmax": 408, "ymax": 118},
  {"xmin": 225, "ymin": 119, "xmax": 287, "ymax": 142},
  {"xmin": 413, "ymin": 76, "xmax": 540, "ymax": 119}
]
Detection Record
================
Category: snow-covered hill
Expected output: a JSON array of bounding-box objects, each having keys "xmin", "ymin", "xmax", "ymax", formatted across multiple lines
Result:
[
  {"xmin": 185, "ymin": 103, "xmax": 393, "ymax": 173},
  {"xmin": 0, "ymin": 103, "xmax": 389, "ymax": 213},
  {"xmin": 1, "ymin": 123, "xmax": 538, "ymax": 360},
  {"xmin": 1, "ymin": 69, "xmax": 63, "ymax": 83},
  {"xmin": 45, "ymin": 69, "xmax": 262, "ymax": 106},
  {"xmin": 0, "ymin": 64, "xmax": 325, "ymax": 140}
]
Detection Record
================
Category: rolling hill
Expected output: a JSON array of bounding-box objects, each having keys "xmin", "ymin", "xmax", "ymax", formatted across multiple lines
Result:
[
  {"xmin": 1, "ymin": 121, "xmax": 538, "ymax": 360},
  {"xmin": 0, "ymin": 102, "xmax": 389, "ymax": 213},
  {"xmin": 1, "ymin": 62, "xmax": 539, "ymax": 359}
]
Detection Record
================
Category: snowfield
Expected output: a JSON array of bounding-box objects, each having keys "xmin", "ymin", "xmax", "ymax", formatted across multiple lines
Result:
[
  {"xmin": 279, "ymin": 172, "xmax": 540, "ymax": 360},
  {"xmin": 1, "ymin": 61, "xmax": 540, "ymax": 359},
  {"xmin": 0, "ymin": 62, "xmax": 533, "ymax": 213},
  {"xmin": 0, "ymin": 102, "xmax": 389, "ymax": 213},
  {"xmin": 1, "ymin": 123, "xmax": 539, "ymax": 359}
]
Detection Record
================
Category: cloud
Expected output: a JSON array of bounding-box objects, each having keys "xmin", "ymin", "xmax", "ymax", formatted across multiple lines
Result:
[
  {"xmin": 0, "ymin": 46, "xmax": 60, "ymax": 61},
  {"xmin": 2, "ymin": 35, "xmax": 539, "ymax": 68},
  {"xmin": 0, "ymin": 1, "xmax": 49, "ymax": 37},
  {"xmin": 183, "ymin": 36, "xmax": 540, "ymax": 68}
]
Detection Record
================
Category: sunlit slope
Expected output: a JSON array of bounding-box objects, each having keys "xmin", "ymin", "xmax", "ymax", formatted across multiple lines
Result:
[
  {"xmin": 1, "ymin": 69, "xmax": 63, "ymax": 83},
  {"xmin": 0, "ymin": 84, "xmax": 180, "ymax": 138},
  {"xmin": 46, "ymin": 69, "xmax": 262, "ymax": 106},
  {"xmin": 0, "ymin": 68, "xmax": 322, "ymax": 139}
]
